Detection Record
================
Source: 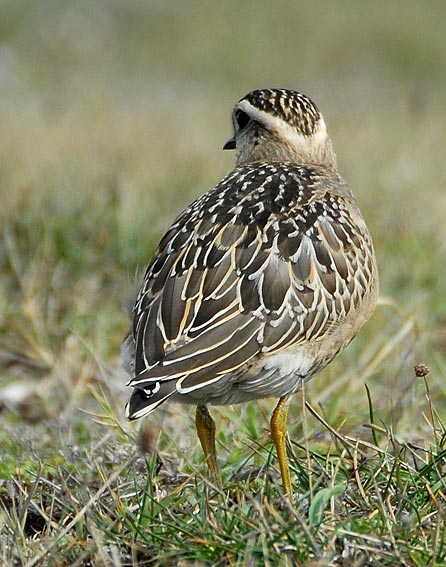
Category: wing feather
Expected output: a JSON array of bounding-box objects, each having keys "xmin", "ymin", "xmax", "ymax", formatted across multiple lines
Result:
[{"xmin": 127, "ymin": 164, "xmax": 377, "ymax": 405}]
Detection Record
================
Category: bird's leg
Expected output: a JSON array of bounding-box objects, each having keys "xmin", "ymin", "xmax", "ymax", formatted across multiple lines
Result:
[
  {"xmin": 195, "ymin": 404, "xmax": 221, "ymax": 487},
  {"xmin": 270, "ymin": 395, "xmax": 292, "ymax": 496}
]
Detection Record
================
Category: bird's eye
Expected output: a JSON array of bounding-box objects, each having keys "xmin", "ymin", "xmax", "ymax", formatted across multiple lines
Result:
[{"xmin": 235, "ymin": 109, "xmax": 251, "ymax": 131}]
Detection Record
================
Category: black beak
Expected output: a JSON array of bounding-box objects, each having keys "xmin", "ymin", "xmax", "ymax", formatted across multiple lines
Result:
[{"xmin": 223, "ymin": 137, "xmax": 236, "ymax": 150}]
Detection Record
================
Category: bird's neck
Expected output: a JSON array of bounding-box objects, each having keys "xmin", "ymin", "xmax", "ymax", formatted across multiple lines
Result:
[{"xmin": 235, "ymin": 136, "xmax": 337, "ymax": 170}]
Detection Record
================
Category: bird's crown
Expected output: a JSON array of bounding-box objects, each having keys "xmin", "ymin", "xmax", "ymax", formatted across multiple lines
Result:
[{"xmin": 238, "ymin": 89, "xmax": 322, "ymax": 136}]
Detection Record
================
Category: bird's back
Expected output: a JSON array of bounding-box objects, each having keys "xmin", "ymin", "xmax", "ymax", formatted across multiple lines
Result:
[{"xmin": 124, "ymin": 160, "xmax": 378, "ymax": 418}]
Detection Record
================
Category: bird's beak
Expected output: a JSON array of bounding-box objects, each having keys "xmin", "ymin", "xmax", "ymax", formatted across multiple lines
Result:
[{"xmin": 223, "ymin": 137, "xmax": 236, "ymax": 150}]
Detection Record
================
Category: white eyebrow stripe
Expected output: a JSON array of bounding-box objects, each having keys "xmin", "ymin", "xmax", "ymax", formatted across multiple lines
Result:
[{"xmin": 236, "ymin": 99, "xmax": 328, "ymax": 148}]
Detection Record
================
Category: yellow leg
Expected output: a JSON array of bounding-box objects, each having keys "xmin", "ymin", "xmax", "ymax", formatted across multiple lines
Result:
[
  {"xmin": 270, "ymin": 396, "xmax": 292, "ymax": 496},
  {"xmin": 195, "ymin": 404, "xmax": 221, "ymax": 487}
]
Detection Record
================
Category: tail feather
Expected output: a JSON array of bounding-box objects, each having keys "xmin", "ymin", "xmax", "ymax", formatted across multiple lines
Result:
[{"xmin": 125, "ymin": 380, "xmax": 177, "ymax": 420}]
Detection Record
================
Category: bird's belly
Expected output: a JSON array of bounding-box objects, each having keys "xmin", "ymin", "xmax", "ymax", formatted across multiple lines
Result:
[{"xmin": 177, "ymin": 343, "xmax": 325, "ymax": 406}]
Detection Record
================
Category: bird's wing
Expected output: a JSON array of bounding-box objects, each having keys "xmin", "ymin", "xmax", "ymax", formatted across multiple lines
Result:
[{"xmin": 128, "ymin": 165, "xmax": 376, "ymax": 396}]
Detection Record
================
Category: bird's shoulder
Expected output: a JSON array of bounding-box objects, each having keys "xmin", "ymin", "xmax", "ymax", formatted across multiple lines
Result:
[{"xmin": 136, "ymin": 161, "xmax": 362, "ymax": 303}]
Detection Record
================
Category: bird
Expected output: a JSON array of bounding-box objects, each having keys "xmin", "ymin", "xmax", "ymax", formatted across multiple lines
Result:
[{"xmin": 122, "ymin": 88, "xmax": 379, "ymax": 496}]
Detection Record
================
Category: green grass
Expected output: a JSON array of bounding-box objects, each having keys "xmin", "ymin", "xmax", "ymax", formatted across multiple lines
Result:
[
  {"xmin": 1, "ymin": 1, "xmax": 446, "ymax": 565},
  {"xmin": 1, "ymin": 384, "xmax": 445, "ymax": 566}
]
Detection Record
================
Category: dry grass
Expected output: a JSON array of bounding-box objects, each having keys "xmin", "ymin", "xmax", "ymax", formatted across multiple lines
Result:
[{"xmin": 1, "ymin": 1, "xmax": 445, "ymax": 565}]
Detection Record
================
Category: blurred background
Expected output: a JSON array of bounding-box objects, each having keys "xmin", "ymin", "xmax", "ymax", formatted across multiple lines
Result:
[{"xmin": 1, "ymin": 0, "xmax": 445, "ymax": 443}]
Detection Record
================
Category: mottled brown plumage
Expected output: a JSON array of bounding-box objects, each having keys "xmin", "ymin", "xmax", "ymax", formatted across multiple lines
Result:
[{"xmin": 122, "ymin": 88, "xmax": 378, "ymax": 494}]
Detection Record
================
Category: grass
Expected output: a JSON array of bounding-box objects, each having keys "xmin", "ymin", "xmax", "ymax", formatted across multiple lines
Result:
[
  {"xmin": 1, "ymin": 382, "xmax": 445, "ymax": 566},
  {"xmin": 1, "ymin": 1, "xmax": 446, "ymax": 565}
]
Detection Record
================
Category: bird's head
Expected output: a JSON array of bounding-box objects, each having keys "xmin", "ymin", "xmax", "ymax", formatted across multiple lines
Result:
[{"xmin": 224, "ymin": 88, "xmax": 336, "ymax": 169}]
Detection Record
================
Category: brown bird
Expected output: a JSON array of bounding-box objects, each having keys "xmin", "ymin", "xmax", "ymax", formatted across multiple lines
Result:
[{"xmin": 123, "ymin": 88, "xmax": 378, "ymax": 495}]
